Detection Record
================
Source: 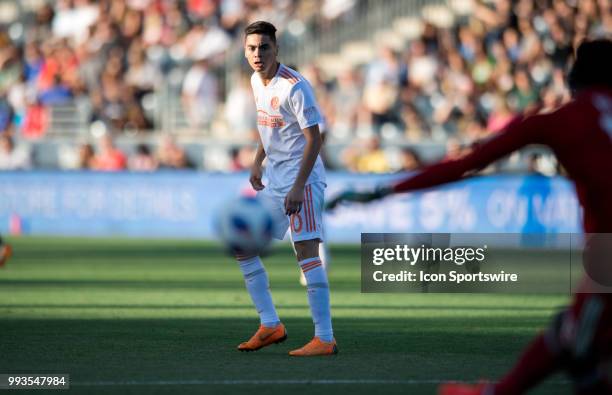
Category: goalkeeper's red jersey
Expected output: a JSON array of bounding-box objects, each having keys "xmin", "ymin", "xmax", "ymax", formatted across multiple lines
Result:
[{"xmin": 393, "ymin": 88, "xmax": 612, "ymax": 233}]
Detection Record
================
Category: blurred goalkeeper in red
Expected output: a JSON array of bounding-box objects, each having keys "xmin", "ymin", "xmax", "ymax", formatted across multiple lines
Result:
[{"xmin": 328, "ymin": 38, "xmax": 612, "ymax": 395}]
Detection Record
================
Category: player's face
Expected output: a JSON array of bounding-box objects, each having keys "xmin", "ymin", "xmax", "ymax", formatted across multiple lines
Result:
[{"xmin": 245, "ymin": 34, "xmax": 278, "ymax": 75}]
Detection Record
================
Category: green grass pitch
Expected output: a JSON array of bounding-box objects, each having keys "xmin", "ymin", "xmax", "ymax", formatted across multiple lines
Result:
[{"xmin": 0, "ymin": 237, "xmax": 572, "ymax": 394}]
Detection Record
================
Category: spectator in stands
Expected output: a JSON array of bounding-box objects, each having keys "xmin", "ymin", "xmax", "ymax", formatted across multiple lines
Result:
[
  {"xmin": 407, "ymin": 39, "xmax": 437, "ymax": 89},
  {"xmin": 129, "ymin": 144, "xmax": 158, "ymax": 172},
  {"xmin": 363, "ymin": 47, "xmax": 402, "ymax": 134},
  {"xmin": 0, "ymin": 0, "xmax": 607, "ymax": 173},
  {"xmin": 7, "ymin": 72, "xmax": 27, "ymax": 131},
  {"xmin": 125, "ymin": 42, "xmax": 159, "ymax": 101},
  {"xmin": 0, "ymin": 95, "xmax": 14, "ymax": 135},
  {"xmin": 224, "ymin": 74, "xmax": 257, "ymax": 140},
  {"xmin": 229, "ymin": 146, "xmax": 256, "ymax": 172},
  {"xmin": 157, "ymin": 135, "xmax": 194, "ymax": 169},
  {"xmin": 342, "ymin": 135, "xmax": 394, "ymax": 173},
  {"xmin": 487, "ymin": 94, "xmax": 515, "ymax": 133},
  {"xmin": 52, "ymin": 0, "xmax": 99, "ymax": 44},
  {"xmin": 462, "ymin": 115, "xmax": 488, "ymax": 140},
  {"xmin": 181, "ymin": 20, "xmax": 231, "ymax": 61},
  {"xmin": 359, "ymin": 136, "xmax": 390, "ymax": 173},
  {"xmin": 76, "ymin": 142, "xmax": 95, "ymax": 170},
  {"xmin": 38, "ymin": 75, "xmax": 73, "ymax": 105},
  {"xmin": 0, "ymin": 40, "xmax": 21, "ymax": 95},
  {"xmin": 509, "ymin": 67, "xmax": 539, "ymax": 111},
  {"xmin": 444, "ymin": 137, "xmax": 465, "ymax": 162},
  {"xmin": 182, "ymin": 57, "xmax": 218, "ymax": 131},
  {"xmin": 330, "ymin": 68, "xmax": 362, "ymax": 138},
  {"xmin": 397, "ymin": 147, "xmax": 423, "ymax": 172},
  {"xmin": 0, "ymin": 135, "xmax": 31, "ymax": 170},
  {"xmin": 23, "ymin": 41, "xmax": 44, "ymax": 84},
  {"xmin": 401, "ymin": 103, "xmax": 430, "ymax": 141},
  {"xmin": 91, "ymin": 134, "xmax": 126, "ymax": 171}
]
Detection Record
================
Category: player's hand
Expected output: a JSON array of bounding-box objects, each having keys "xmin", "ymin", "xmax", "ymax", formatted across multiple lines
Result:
[
  {"xmin": 325, "ymin": 186, "xmax": 393, "ymax": 211},
  {"xmin": 284, "ymin": 186, "xmax": 304, "ymax": 216},
  {"xmin": 249, "ymin": 165, "xmax": 265, "ymax": 191}
]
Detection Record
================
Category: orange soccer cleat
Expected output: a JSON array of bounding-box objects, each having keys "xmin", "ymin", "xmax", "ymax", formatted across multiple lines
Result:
[
  {"xmin": 0, "ymin": 244, "xmax": 12, "ymax": 268},
  {"xmin": 289, "ymin": 337, "xmax": 338, "ymax": 356},
  {"xmin": 237, "ymin": 323, "xmax": 287, "ymax": 352},
  {"xmin": 438, "ymin": 382, "xmax": 490, "ymax": 395}
]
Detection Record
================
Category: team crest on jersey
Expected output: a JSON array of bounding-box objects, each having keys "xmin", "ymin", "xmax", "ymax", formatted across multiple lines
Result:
[
  {"xmin": 271, "ymin": 96, "xmax": 280, "ymax": 111},
  {"xmin": 257, "ymin": 110, "xmax": 285, "ymax": 128}
]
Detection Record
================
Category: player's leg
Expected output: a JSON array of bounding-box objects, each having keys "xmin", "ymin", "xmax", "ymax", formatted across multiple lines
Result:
[
  {"xmin": 236, "ymin": 191, "xmax": 288, "ymax": 352},
  {"xmin": 289, "ymin": 233, "xmax": 307, "ymax": 285},
  {"xmin": 439, "ymin": 294, "xmax": 612, "ymax": 395},
  {"xmin": 439, "ymin": 333, "xmax": 562, "ymax": 395},
  {"xmin": 297, "ymin": 234, "xmax": 330, "ymax": 286},
  {"xmin": 288, "ymin": 183, "xmax": 337, "ymax": 356},
  {"xmin": 493, "ymin": 295, "xmax": 612, "ymax": 395},
  {"xmin": 0, "ymin": 235, "xmax": 12, "ymax": 268},
  {"xmin": 235, "ymin": 252, "xmax": 287, "ymax": 351}
]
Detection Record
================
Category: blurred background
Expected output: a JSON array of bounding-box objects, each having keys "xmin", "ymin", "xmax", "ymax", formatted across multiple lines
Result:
[
  {"xmin": 3, "ymin": 0, "xmax": 610, "ymax": 172},
  {"xmin": 0, "ymin": 0, "xmax": 609, "ymax": 239}
]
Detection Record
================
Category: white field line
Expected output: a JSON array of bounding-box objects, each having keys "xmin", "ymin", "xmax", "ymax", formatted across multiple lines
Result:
[{"xmin": 71, "ymin": 379, "xmax": 570, "ymax": 386}]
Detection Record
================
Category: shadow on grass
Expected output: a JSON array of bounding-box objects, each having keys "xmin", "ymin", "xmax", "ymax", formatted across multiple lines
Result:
[
  {"xmin": 11, "ymin": 244, "xmax": 347, "ymax": 261},
  {"xmin": 0, "ymin": 303, "xmax": 562, "ymax": 312},
  {"xmin": 0, "ymin": 317, "xmax": 569, "ymax": 395},
  {"xmin": 0, "ymin": 279, "xmax": 360, "ymax": 291}
]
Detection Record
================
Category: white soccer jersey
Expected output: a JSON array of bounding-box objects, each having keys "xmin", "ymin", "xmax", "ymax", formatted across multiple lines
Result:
[{"xmin": 251, "ymin": 64, "xmax": 326, "ymax": 194}]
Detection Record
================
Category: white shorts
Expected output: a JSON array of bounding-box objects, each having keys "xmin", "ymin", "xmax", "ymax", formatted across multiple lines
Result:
[{"xmin": 258, "ymin": 182, "xmax": 325, "ymax": 242}]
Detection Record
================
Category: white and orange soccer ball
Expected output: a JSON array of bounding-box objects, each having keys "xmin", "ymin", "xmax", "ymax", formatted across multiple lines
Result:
[{"xmin": 214, "ymin": 196, "xmax": 274, "ymax": 255}]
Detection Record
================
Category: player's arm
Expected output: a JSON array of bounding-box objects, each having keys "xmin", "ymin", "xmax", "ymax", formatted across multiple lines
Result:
[
  {"xmin": 285, "ymin": 124, "xmax": 322, "ymax": 215},
  {"xmin": 327, "ymin": 113, "xmax": 548, "ymax": 208},
  {"xmin": 250, "ymin": 134, "xmax": 266, "ymax": 191},
  {"xmin": 285, "ymin": 80, "xmax": 324, "ymax": 215},
  {"xmin": 392, "ymin": 113, "xmax": 545, "ymax": 192}
]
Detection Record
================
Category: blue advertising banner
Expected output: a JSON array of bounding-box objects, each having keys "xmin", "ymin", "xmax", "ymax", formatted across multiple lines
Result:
[
  {"xmin": 324, "ymin": 173, "xmax": 581, "ymax": 242},
  {"xmin": 0, "ymin": 172, "xmax": 581, "ymax": 242}
]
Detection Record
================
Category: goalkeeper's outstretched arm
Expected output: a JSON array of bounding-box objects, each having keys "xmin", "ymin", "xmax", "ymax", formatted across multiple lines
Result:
[{"xmin": 326, "ymin": 112, "xmax": 548, "ymax": 209}]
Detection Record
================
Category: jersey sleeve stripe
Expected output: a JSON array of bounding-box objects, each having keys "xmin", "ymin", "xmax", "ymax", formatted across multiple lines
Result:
[
  {"xmin": 279, "ymin": 70, "xmax": 298, "ymax": 84},
  {"xmin": 280, "ymin": 74, "xmax": 297, "ymax": 84},
  {"xmin": 283, "ymin": 66, "xmax": 301, "ymax": 80},
  {"xmin": 279, "ymin": 72, "xmax": 296, "ymax": 84}
]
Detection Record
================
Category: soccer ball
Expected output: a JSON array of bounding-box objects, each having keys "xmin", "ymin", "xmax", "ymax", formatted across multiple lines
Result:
[{"xmin": 214, "ymin": 196, "xmax": 274, "ymax": 255}]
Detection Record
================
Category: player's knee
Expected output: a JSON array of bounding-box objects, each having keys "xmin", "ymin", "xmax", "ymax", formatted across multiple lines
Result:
[
  {"xmin": 545, "ymin": 309, "xmax": 571, "ymax": 355},
  {"xmin": 294, "ymin": 239, "xmax": 319, "ymax": 261},
  {"xmin": 235, "ymin": 253, "xmax": 257, "ymax": 262}
]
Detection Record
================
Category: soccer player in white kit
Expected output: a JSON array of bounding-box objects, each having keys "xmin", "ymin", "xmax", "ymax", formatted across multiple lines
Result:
[{"xmin": 235, "ymin": 21, "xmax": 337, "ymax": 356}]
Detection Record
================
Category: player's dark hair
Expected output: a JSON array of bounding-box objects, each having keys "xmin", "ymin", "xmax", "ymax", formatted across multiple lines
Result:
[
  {"xmin": 568, "ymin": 38, "xmax": 612, "ymax": 92},
  {"xmin": 244, "ymin": 21, "xmax": 277, "ymax": 43}
]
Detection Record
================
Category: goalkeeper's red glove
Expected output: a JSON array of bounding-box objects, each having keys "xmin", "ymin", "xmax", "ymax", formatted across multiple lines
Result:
[{"xmin": 325, "ymin": 185, "xmax": 394, "ymax": 211}]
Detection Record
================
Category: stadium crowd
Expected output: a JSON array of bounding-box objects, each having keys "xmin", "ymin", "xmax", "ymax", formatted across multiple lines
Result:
[
  {"xmin": 315, "ymin": 0, "xmax": 609, "ymax": 172},
  {"xmin": 0, "ymin": 0, "xmax": 609, "ymax": 172}
]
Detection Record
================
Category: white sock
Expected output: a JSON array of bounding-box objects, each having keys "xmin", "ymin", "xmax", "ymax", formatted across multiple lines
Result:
[
  {"xmin": 299, "ymin": 257, "xmax": 333, "ymax": 342},
  {"xmin": 238, "ymin": 256, "xmax": 280, "ymax": 328}
]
